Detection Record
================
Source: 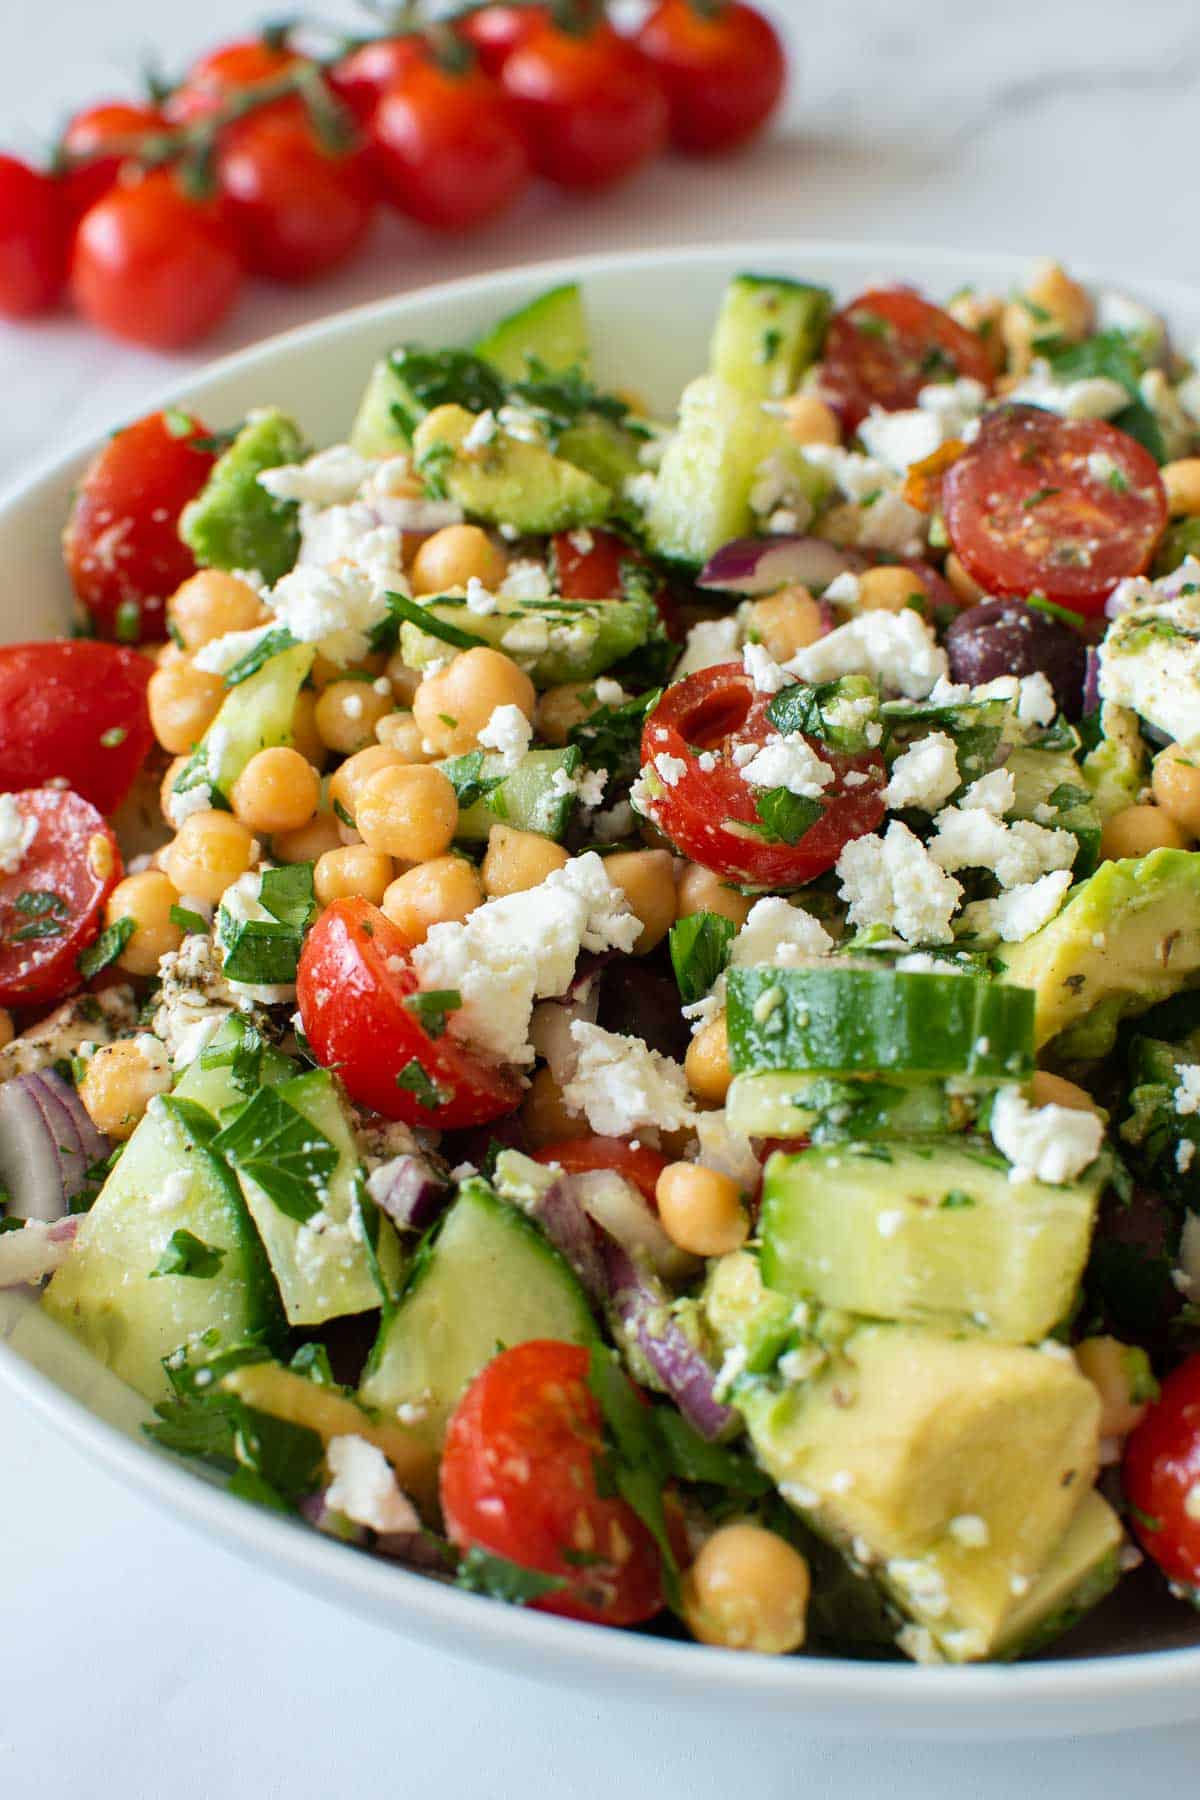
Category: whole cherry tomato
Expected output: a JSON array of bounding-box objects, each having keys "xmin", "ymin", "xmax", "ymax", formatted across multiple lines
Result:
[
  {"xmin": 328, "ymin": 36, "xmax": 424, "ymax": 122},
  {"xmin": 217, "ymin": 103, "xmax": 375, "ymax": 283},
  {"xmin": 636, "ymin": 0, "xmax": 786, "ymax": 155},
  {"xmin": 457, "ymin": 5, "xmax": 547, "ymax": 77},
  {"xmin": 1124, "ymin": 1352, "xmax": 1200, "ymax": 1592},
  {"xmin": 70, "ymin": 169, "xmax": 242, "ymax": 350},
  {"xmin": 0, "ymin": 643, "xmax": 154, "ymax": 815},
  {"xmin": 502, "ymin": 18, "xmax": 667, "ymax": 191},
  {"xmin": 0, "ymin": 789, "xmax": 122, "ymax": 1008},
  {"xmin": 371, "ymin": 56, "xmax": 530, "ymax": 232},
  {"xmin": 165, "ymin": 37, "xmax": 306, "ymax": 124},
  {"xmin": 59, "ymin": 102, "xmax": 165, "ymax": 226},
  {"xmin": 0, "ymin": 154, "xmax": 65, "ymax": 319},
  {"xmin": 62, "ymin": 409, "xmax": 217, "ymax": 640}
]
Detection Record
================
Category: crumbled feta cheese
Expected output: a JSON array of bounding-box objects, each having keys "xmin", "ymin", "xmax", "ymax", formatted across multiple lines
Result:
[
  {"xmin": 267, "ymin": 560, "xmax": 389, "ymax": 666},
  {"xmin": 788, "ymin": 609, "xmax": 948, "ymax": 700},
  {"xmin": 948, "ymin": 1513, "xmax": 990, "ymax": 1549},
  {"xmin": 0, "ymin": 793, "xmax": 37, "ymax": 874},
  {"xmin": 732, "ymin": 895, "xmax": 834, "ymax": 968},
  {"xmin": 822, "ymin": 571, "xmax": 861, "ymax": 608},
  {"xmin": 462, "ymin": 409, "xmax": 498, "ymax": 451},
  {"xmin": 674, "ymin": 615, "xmax": 744, "ymax": 679},
  {"xmin": 743, "ymin": 640, "xmax": 790, "ymax": 694},
  {"xmin": 800, "ymin": 444, "xmax": 926, "ymax": 554},
  {"xmin": 1177, "ymin": 1139, "xmax": 1196, "ymax": 1175},
  {"xmin": 592, "ymin": 677, "xmax": 625, "ymax": 707},
  {"xmin": 1099, "ymin": 582, "xmax": 1200, "ymax": 743},
  {"xmin": 857, "ymin": 380, "xmax": 986, "ymax": 475},
  {"xmin": 928, "ymin": 808, "xmax": 1075, "ymax": 889},
  {"xmin": 959, "ymin": 869, "xmax": 1073, "ymax": 943},
  {"xmin": 465, "ymin": 577, "xmax": 498, "ymax": 615},
  {"xmin": 1006, "ymin": 360, "xmax": 1128, "ymax": 421},
  {"xmin": 216, "ymin": 869, "xmax": 299, "ymax": 1005},
  {"xmin": 653, "ymin": 753, "xmax": 687, "ymax": 788},
  {"xmin": 258, "ymin": 444, "xmax": 370, "ymax": 507},
  {"xmin": 989, "ymin": 1087, "xmax": 1104, "ymax": 1185},
  {"xmin": 739, "ymin": 735, "xmax": 836, "ymax": 799},
  {"xmin": 499, "ymin": 559, "xmax": 552, "ymax": 601},
  {"xmin": 1175, "ymin": 1066, "xmax": 1200, "ymax": 1117},
  {"xmin": 477, "ymin": 703, "xmax": 533, "ymax": 773},
  {"xmin": 192, "ymin": 623, "xmax": 274, "ymax": 676},
  {"xmin": 325, "ymin": 1435, "xmax": 420, "ymax": 1535},
  {"xmin": 1016, "ymin": 670, "xmax": 1057, "ymax": 728},
  {"xmin": 748, "ymin": 453, "xmax": 815, "ymax": 531},
  {"xmin": 562, "ymin": 1022, "xmax": 695, "ymax": 1137},
  {"xmin": 592, "ymin": 799, "xmax": 635, "ymax": 842},
  {"xmin": 836, "ymin": 820, "xmax": 963, "ymax": 945},
  {"xmin": 883, "ymin": 733, "xmax": 959, "ymax": 812},
  {"xmin": 691, "ymin": 1109, "xmax": 761, "ymax": 1192},
  {"xmin": 1086, "ymin": 450, "xmax": 1124, "ymax": 488},
  {"xmin": 1096, "ymin": 290, "xmax": 1167, "ymax": 363},
  {"xmin": 958, "ymin": 768, "xmax": 1015, "ymax": 816},
  {"xmin": 297, "ymin": 502, "xmax": 407, "ymax": 597}
]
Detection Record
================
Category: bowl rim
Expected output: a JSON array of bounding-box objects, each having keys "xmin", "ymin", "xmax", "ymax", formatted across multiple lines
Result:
[{"xmin": 5, "ymin": 235, "xmax": 1200, "ymax": 1719}]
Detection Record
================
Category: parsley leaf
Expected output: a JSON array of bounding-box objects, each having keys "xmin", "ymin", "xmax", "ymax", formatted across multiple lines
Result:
[
  {"xmin": 1044, "ymin": 331, "xmax": 1165, "ymax": 461},
  {"xmin": 403, "ymin": 990, "xmax": 462, "ymax": 1040},
  {"xmin": 211, "ymin": 1088, "xmax": 339, "ymax": 1224},
  {"xmin": 653, "ymin": 1409, "xmax": 771, "ymax": 1495},
  {"xmin": 78, "ymin": 916, "xmax": 135, "ymax": 979},
  {"xmin": 395, "ymin": 1059, "xmax": 451, "ymax": 1112},
  {"xmin": 218, "ymin": 865, "xmax": 315, "ymax": 985},
  {"xmin": 169, "ymin": 903, "xmax": 209, "ymax": 936},
  {"xmin": 146, "ymin": 1345, "xmax": 324, "ymax": 1509},
  {"xmin": 509, "ymin": 358, "xmax": 631, "ymax": 442},
  {"xmin": 200, "ymin": 1019, "xmax": 265, "ymax": 1095},
  {"xmin": 258, "ymin": 863, "xmax": 317, "ymax": 932},
  {"xmin": 765, "ymin": 674, "xmax": 878, "ymax": 751},
  {"xmin": 568, "ymin": 687, "xmax": 660, "ymax": 781},
  {"xmin": 669, "ymin": 911, "xmax": 734, "ymax": 1006},
  {"xmin": 441, "ymin": 749, "xmax": 505, "ymax": 812},
  {"xmin": 586, "ymin": 1345, "xmax": 680, "ymax": 1609},
  {"xmin": 223, "ymin": 626, "xmax": 297, "ymax": 687},
  {"xmin": 288, "ymin": 1341, "xmax": 337, "ymax": 1386},
  {"xmin": 387, "ymin": 345, "xmax": 506, "ymax": 438},
  {"xmin": 150, "ymin": 1229, "xmax": 226, "ymax": 1280},
  {"xmin": 750, "ymin": 788, "xmax": 824, "ymax": 845},
  {"xmin": 381, "ymin": 590, "xmax": 489, "ymax": 652},
  {"xmin": 454, "ymin": 1546, "xmax": 567, "ymax": 1605}
]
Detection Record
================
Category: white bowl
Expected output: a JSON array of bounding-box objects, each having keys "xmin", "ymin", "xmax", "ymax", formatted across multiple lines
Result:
[{"xmin": 3, "ymin": 242, "xmax": 1200, "ymax": 1738}]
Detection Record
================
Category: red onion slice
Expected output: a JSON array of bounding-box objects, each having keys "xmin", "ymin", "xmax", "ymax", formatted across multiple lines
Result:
[
  {"xmin": 1083, "ymin": 646, "xmax": 1101, "ymax": 717},
  {"xmin": 365, "ymin": 1156, "xmax": 449, "ymax": 1233},
  {"xmin": 573, "ymin": 1169, "xmax": 698, "ymax": 1285},
  {"xmin": 0, "ymin": 1216, "xmax": 78, "ymax": 1287},
  {"xmin": 603, "ymin": 1243, "xmax": 736, "ymax": 1442},
  {"xmin": 528, "ymin": 1171, "xmax": 608, "ymax": 1300},
  {"xmin": 0, "ymin": 1070, "xmax": 112, "ymax": 1220},
  {"xmin": 699, "ymin": 535, "xmax": 865, "ymax": 597}
]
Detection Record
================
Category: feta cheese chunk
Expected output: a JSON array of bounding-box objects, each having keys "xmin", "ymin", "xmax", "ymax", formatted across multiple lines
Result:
[
  {"xmin": 788, "ymin": 608, "xmax": 948, "ymax": 700},
  {"xmin": 989, "ymin": 1087, "xmax": 1104, "ymax": 1185},
  {"xmin": 1006, "ymin": 360, "xmax": 1129, "ymax": 421},
  {"xmin": 0, "ymin": 792, "xmax": 37, "ymax": 874},
  {"xmin": 928, "ymin": 808, "xmax": 1076, "ymax": 889},
  {"xmin": 799, "ymin": 444, "xmax": 926, "ymax": 554},
  {"xmin": 959, "ymin": 869, "xmax": 1073, "ymax": 943},
  {"xmin": 1099, "ymin": 582, "xmax": 1200, "ymax": 744},
  {"xmin": 258, "ymin": 443, "xmax": 370, "ymax": 507},
  {"xmin": 563, "ymin": 1022, "xmax": 695, "ymax": 1136},
  {"xmin": 267, "ymin": 560, "xmax": 390, "ymax": 667},
  {"xmin": 477, "ymin": 703, "xmax": 533, "ymax": 773},
  {"xmin": 1174, "ymin": 1065, "xmax": 1200, "ymax": 1117},
  {"xmin": 883, "ymin": 733, "xmax": 959, "ymax": 812},
  {"xmin": 836, "ymin": 820, "xmax": 963, "ymax": 945},
  {"xmin": 743, "ymin": 641, "xmax": 790, "ymax": 694},
  {"xmin": 958, "ymin": 768, "xmax": 1016, "ymax": 816},
  {"xmin": 732, "ymin": 895, "xmax": 834, "ymax": 968},
  {"xmin": 674, "ymin": 615, "xmax": 744, "ymax": 679},
  {"xmin": 857, "ymin": 379, "xmax": 987, "ymax": 475},
  {"xmin": 739, "ymin": 735, "xmax": 836, "ymax": 799},
  {"xmin": 325, "ymin": 1435, "xmax": 420, "ymax": 1535}
]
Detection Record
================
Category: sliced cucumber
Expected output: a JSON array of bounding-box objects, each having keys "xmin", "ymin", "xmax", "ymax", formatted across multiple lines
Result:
[
  {"xmin": 475, "ymin": 282, "xmax": 590, "ymax": 379},
  {"xmin": 708, "ymin": 274, "xmax": 833, "ymax": 400},
  {"xmin": 726, "ymin": 967, "xmax": 1036, "ymax": 1084},
  {"xmin": 179, "ymin": 408, "xmax": 307, "ymax": 585},
  {"xmin": 359, "ymin": 1180, "xmax": 597, "ymax": 1450},
  {"xmin": 1007, "ymin": 746, "xmax": 1100, "ymax": 878},
  {"xmin": 556, "ymin": 415, "xmax": 644, "ymax": 492},
  {"xmin": 726, "ymin": 1070, "xmax": 976, "ymax": 1142},
  {"xmin": 447, "ymin": 745, "xmax": 581, "ymax": 841},
  {"xmin": 761, "ymin": 1140, "xmax": 1104, "ymax": 1343},
  {"xmin": 413, "ymin": 404, "xmax": 612, "ymax": 535},
  {"xmin": 173, "ymin": 642, "xmax": 315, "ymax": 807},
  {"xmin": 399, "ymin": 590, "xmax": 652, "ymax": 686},
  {"xmin": 349, "ymin": 347, "xmax": 507, "ymax": 457}
]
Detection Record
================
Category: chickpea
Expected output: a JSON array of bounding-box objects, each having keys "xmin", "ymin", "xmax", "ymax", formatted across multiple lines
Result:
[
  {"xmin": 291, "ymin": 689, "xmax": 327, "ymax": 771},
  {"xmin": 602, "ymin": 849, "xmax": 676, "ymax": 954},
  {"xmin": 944, "ymin": 552, "xmax": 985, "ymax": 606},
  {"xmin": 656, "ymin": 1162, "xmax": 748, "ymax": 1257},
  {"xmin": 1154, "ymin": 742, "xmax": 1200, "ymax": 836},
  {"xmin": 946, "ymin": 291, "xmax": 1007, "ymax": 372},
  {"xmin": 412, "ymin": 647, "xmax": 536, "ymax": 758},
  {"xmin": 79, "ymin": 1037, "xmax": 172, "ymax": 1141},
  {"xmin": 1029, "ymin": 1071, "xmax": 1100, "ymax": 1114},
  {"xmin": 0, "ymin": 1008, "xmax": 12, "ymax": 1050},
  {"xmin": 814, "ymin": 500, "xmax": 860, "ymax": 548},
  {"xmin": 536, "ymin": 682, "xmax": 600, "ymax": 748},
  {"xmin": 410, "ymin": 524, "xmax": 507, "ymax": 597},
  {"xmin": 147, "ymin": 658, "xmax": 225, "ymax": 755},
  {"xmin": 310, "ymin": 651, "xmax": 385, "ymax": 692},
  {"xmin": 168, "ymin": 569, "xmax": 265, "ymax": 652},
  {"xmin": 382, "ymin": 855, "xmax": 483, "ymax": 943},
  {"xmin": 782, "ymin": 392, "xmax": 841, "ymax": 447},
  {"xmin": 1075, "ymin": 1336, "xmax": 1157, "ymax": 1440},
  {"xmin": 746, "ymin": 586, "xmax": 823, "ymax": 661},
  {"xmin": 230, "ymin": 747, "xmax": 319, "ymax": 836},
  {"xmin": 857, "ymin": 565, "xmax": 930, "ymax": 614},
  {"xmin": 272, "ymin": 809, "xmax": 343, "ymax": 865},
  {"xmin": 315, "ymin": 680, "xmax": 393, "ymax": 755},
  {"xmin": 1022, "ymin": 259, "xmax": 1093, "ymax": 345},
  {"xmin": 160, "ymin": 810, "xmax": 257, "ymax": 905},
  {"xmin": 314, "ymin": 846, "xmax": 394, "ymax": 907},
  {"xmin": 375, "ymin": 711, "xmax": 430, "ymax": 760},
  {"xmin": 328, "ymin": 745, "xmax": 407, "ymax": 827},
  {"xmin": 482, "ymin": 825, "xmax": 569, "ymax": 897},
  {"xmin": 1162, "ymin": 459, "xmax": 1200, "ymax": 519},
  {"xmin": 357, "ymin": 764, "xmax": 458, "ymax": 863},
  {"xmin": 521, "ymin": 1065, "xmax": 588, "ymax": 1150},
  {"xmin": 676, "ymin": 863, "xmax": 752, "ymax": 930},
  {"xmin": 105, "ymin": 870, "xmax": 183, "ymax": 977},
  {"xmin": 681, "ymin": 1523, "xmax": 810, "ymax": 1655},
  {"xmin": 686, "ymin": 1014, "xmax": 731, "ymax": 1104},
  {"xmin": 384, "ymin": 650, "xmax": 421, "ymax": 708},
  {"xmin": 1100, "ymin": 803, "xmax": 1190, "ymax": 862}
]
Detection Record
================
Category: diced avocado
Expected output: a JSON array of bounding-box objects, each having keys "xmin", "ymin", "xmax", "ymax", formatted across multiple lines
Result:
[
  {"xmin": 1153, "ymin": 515, "xmax": 1200, "ymax": 577},
  {"xmin": 475, "ymin": 282, "xmax": 590, "ymax": 379},
  {"xmin": 359, "ymin": 1180, "xmax": 598, "ymax": 1452},
  {"xmin": 349, "ymin": 347, "xmax": 507, "ymax": 456},
  {"xmin": 173, "ymin": 642, "xmax": 315, "ymax": 807},
  {"xmin": 555, "ymin": 415, "xmax": 645, "ymax": 492},
  {"xmin": 414, "ymin": 404, "xmax": 612, "ymax": 534},
  {"xmin": 725, "ymin": 1071, "xmax": 976, "ymax": 1142},
  {"xmin": 731, "ymin": 1323, "xmax": 1101, "ymax": 1662},
  {"xmin": 179, "ymin": 408, "xmax": 307, "ymax": 585},
  {"xmin": 759, "ymin": 1141, "xmax": 1104, "ymax": 1342},
  {"xmin": 1001, "ymin": 847, "xmax": 1200, "ymax": 1055},
  {"xmin": 1081, "ymin": 702, "xmax": 1149, "ymax": 822},
  {"xmin": 708, "ymin": 273, "xmax": 833, "ymax": 400},
  {"xmin": 445, "ymin": 745, "xmax": 580, "ymax": 841},
  {"xmin": 993, "ymin": 1491, "xmax": 1123, "ymax": 1660},
  {"xmin": 1007, "ymin": 744, "xmax": 1101, "ymax": 877},
  {"xmin": 398, "ymin": 590, "xmax": 654, "ymax": 686}
]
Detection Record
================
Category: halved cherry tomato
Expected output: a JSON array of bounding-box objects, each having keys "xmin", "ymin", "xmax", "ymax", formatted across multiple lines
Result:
[
  {"xmin": 0, "ymin": 154, "xmax": 65, "ymax": 319},
  {"xmin": 501, "ymin": 19, "xmax": 667, "ymax": 191},
  {"xmin": 0, "ymin": 789, "xmax": 121, "ymax": 1007},
  {"xmin": 551, "ymin": 529, "xmax": 680, "ymax": 636},
  {"xmin": 819, "ymin": 288, "xmax": 995, "ymax": 431},
  {"xmin": 441, "ymin": 1339, "xmax": 665, "ymax": 1626},
  {"xmin": 59, "ymin": 102, "xmax": 164, "ymax": 226},
  {"xmin": 636, "ymin": 0, "xmax": 786, "ymax": 156},
  {"xmin": 297, "ymin": 897, "xmax": 523, "ymax": 1129},
  {"xmin": 165, "ymin": 38, "xmax": 307, "ymax": 124},
  {"xmin": 457, "ymin": 5, "xmax": 547, "ymax": 77},
  {"xmin": 328, "ymin": 36, "xmax": 423, "ymax": 122},
  {"xmin": 639, "ymin": 663, "xmax": 886, "ymax": 887},
  {"xmin": 63, "ymin": 409, "xmax": 217, "ymax": 641},
  {"xmin": 942, "ymin": 404, "xmax": 1168, "ymax": 617},
  {"xmin": 370, "ymin": 59, "xmax": 531, "ymax": 232},
  {"xmin": 0, "ymin": 643, "xmax": 154, "ymax": 816},
  {"xmin": 533, "ymin": 1135, "xmax": 668, "ymax": 1206},
  {"xmin": 217, "ymin": 103, "xmax": 375, "ymax": 283},
  {"xmin": 1124, "ymin": 1352, "xmax": 1200, "ymax": 1591}
]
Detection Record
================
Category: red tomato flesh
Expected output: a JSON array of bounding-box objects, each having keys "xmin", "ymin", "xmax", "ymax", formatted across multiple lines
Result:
[
  {"xmin": 943, "ymin": 404, "xmax": 1168, "ymax": 616},
  {"xmin": 636, "ymin": 0, "xmax": 787, "ymax": 155},
  {"xmin": 0, "ymin": 643, "xmax": 154, "ymax": 816},
  {"xmin": 296, "ymin": 897, "xmax": 522, "ymax": 1129},
  {"xmin": 166, "ymin": 39, "xmax": 307, "ymax": 123},
  {"xmin": 217, "ymin": 104, "xmax": 375, "ymax": 284},
  {"xmin": 370, "ymin": 62, "xmax": 531, "ymax": 232},
  {"xmin": 328, "ymin": 37, "xmax": 423, "ymax": 122},
  {"xmin": 60, "ymin": 103, "xmax": 164, "ymax": 226},
  {"xmin": 441, "ymin": 1339, "xmax": 665, "ymax": 1627},
  {"xmin": 533, "ymin": 1136, "xmax": 668, "ymax": 1207},
  {"xmin": 0, "ymin": 790, "xmax": 121, "ymax": 1007},
  {"xmin": 501, "ymin": 21, "xmax": 667, "ymax": 192},
  {"xmin": 457, "ymin": 6, "xmax": 547, "ymax": 78},
  {"xmin": 820, "ymin": 288, "xmax": 995, "ymax": 431},
  {"xmin": 0, "ymin": 154, "xmax": 65, "ymax": 319},
  {"xmin": 1124, "ymin": 1352, "xmax": 1200, "ymax": 1592},
  {"xmin": 640, "ymin": 663, "xmax": 886, "ymax": 888}
]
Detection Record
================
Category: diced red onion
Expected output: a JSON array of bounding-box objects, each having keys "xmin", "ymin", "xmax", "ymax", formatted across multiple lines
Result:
[
  {"xmin": 0, "ymin": 1071, "xmax": 111, "ymax": 1224},
  {"xmin": 527, "ymin": 1172, "xmax": 608, "ymax": 1300},
  {"xmin": 301, "ymin": 1489, "xmax": 450, "ymax": 1570},
  {"xmin": 573, "ymin": 1169, "xmax": 698, "ymax": 1285},
  {"xmin": 1083, "ymin": 646, "xmax": 1101, "ymax": 717},
  {"xmin": 699, "ymin": 535, "xmax": 865, "ymax": 597},
  {"xmin": 365, "ymin": 1156, "xmax": 448, "ymax": 1233},
  {"xmin": 603, "ymin": 1243, "xmax": 736, "ymax": 1442},
  {"xmin": 0, "ymin": 1215, "xmax": 79, "ymax": 1287},
  {"xmin": 300, "ymin": 1490, "xmax": 369, "ymax": 1546}
]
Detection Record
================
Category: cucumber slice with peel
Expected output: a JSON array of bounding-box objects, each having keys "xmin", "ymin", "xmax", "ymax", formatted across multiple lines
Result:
[
  {"xmin": 474, "ymin": 282, "xmax": 590, "ymax": 379},
  {"xmin": 708, "ymin": 273, "xmax": 833, "ymax": 400}
]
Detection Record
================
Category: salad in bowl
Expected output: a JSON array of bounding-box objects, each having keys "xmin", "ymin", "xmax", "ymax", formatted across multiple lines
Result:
[{"xmin": 6, "ymin": 260, "xmax": 1200, "ymax": 1669}]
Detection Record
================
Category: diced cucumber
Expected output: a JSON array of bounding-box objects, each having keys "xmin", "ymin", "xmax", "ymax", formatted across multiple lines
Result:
[
  {"xmin": 398, "ymin": 591, "xmax": 653, "ymax": 686},
  {"xmin": 349, "ymin": 347, "xmax": 507, "ymax": 456},
  {"xmin": 359, "ymin": 1179, "xmax": 597, "ymax": 1450},
  {"xmin": 179, "ymin": 408, "xmax": 307, "ymax": 585},
  {"xmin": 708, "ymin": 274, "xmax": 833, "ymax": 400},
  {"xmin": 760, "ymin": 1140, "xmax": 1104, "ymax": 1342},
  {"xmin": 556, "ymin": 416, "xmax": 644, "ymax": 492},
  {"xmin": 42, "ymin": 1090, "xmax": 283, "ymax": 1405},
  {"xmin": 474, "ymin": 282, "xmax": 590, "ymax": 379},
  {"xmin": 173, "ymin": 643, "xmax": 315, "ymax": 808},
  {"xmin": 447, "ymin": 745, "xmax": 581, "ymax": 841},
  {"xmin": 726, "ymin": 967, "xmax": 1035, "ymax": 1084},
  {"xmin": 1007, "ymin": 745, "xmax": 1100, "ymax": 877},
  {"xmin": 725, "ymin": 1070, "xmax": 975, "ymax": 1142},
  {"xmin": 414, "ymin": 404, "xmax": 612, "ymax": 535}
]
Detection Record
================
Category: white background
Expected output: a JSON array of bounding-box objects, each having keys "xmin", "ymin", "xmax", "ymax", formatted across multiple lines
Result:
[{"xmin": 5, "ymin": 1, "xmax": 1200, "ymax": 1792}]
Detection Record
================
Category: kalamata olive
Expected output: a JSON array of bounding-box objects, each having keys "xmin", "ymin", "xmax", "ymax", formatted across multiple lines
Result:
[
  {"xmin": 598, "ymin": 954, "xmax": 692, "ymax": 1063},
  {"xmin": 944, "ymin": 599, "xmax": 1088, "ymax": 718}
]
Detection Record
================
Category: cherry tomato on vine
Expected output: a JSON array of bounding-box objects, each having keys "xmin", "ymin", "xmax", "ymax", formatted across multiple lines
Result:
[
  {"xmin": 63, "ymin": 409, "xmax": 217, "ymax": 640},
  {"xmin": 217, "ymin": 103, "xmax": 375, "ymax": 283},
  {"xmin": 165, "ymin": 37, "xmax": 307, "ymax": 124},
  {"xmin": 328, "ymin": 35, "xmax": 423, "ymax": 122},
  {"xmin": 502, "ymin": 18, "xmax": 667, "ymax": 191},
  {"xmin": 0, "ymin": 155, "xmax": 65, "ymax": 319},
  {"xmin": 370, "ymin": 57, "xmax": 531, "ymax": 232},
  {"xmin": 1124, "ymin": 1353, "xmax": 1200, "ymax": 1592},
  {"xmin": 70, "ymin": 169, "xmax": 242, "ymax": 350},
  {"xmin": 533, "ymin": 1136, "xmax": 669, "ymax": 1206},
  {"xmin": 59, "ymin": 102, "xmax": 165, "ymax": 227},
  {"xmin": 457, "ymin": 5, "xmax": 547, "ymax": 77},
  {"xmin": 636, "ymin": 0, "xmax": 786, "ymax": 155}
]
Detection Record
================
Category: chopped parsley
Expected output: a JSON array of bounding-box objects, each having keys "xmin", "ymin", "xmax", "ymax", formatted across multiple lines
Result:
[
  {"xmin": 223, "ymin": 626, "xmax": 297, "ymax": 687},
  {"xmin": 78, "ymin": 916, "xmax": 135, "ymax": 978},
  {"xmin": 454, "ymin": 1547, "xmax": 566, "ymax": 1606},
  {"xmin": 669, "ymin": 910, "xmax": 734, "ymax": 1006},
  {"xmin": 169, "ymin": 903, "xmax": 209, "ymax": 937},
  {"xmin": 381, "ymin": 590, "xmax": 489, "ymax": 653},
  {"xmin": 749, "ymin": 788, "xmax": 824, "ymax": 846},
  {"xmin": 402, "ymin": 990, "xmax": 462, "ymax": 1040},
  {"xmin": 441, "ymin": 749, "xmax": 505, "ymax": 812},
  {"xmin": 395, "ymin": 1059, "xmax": 451, "ymax": 1112},
  {"xmin": 211, "ymin": 1087, "xmax": 339, "ymax": 1224},
  {"xmin": 150, "ymin": 1229, "xmax": 226, "ymax": 1280}
]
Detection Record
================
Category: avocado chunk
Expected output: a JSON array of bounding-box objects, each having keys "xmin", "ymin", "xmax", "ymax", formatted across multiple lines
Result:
[
  {"xmin": 1153, "ymin": 514, "xmax": 1200, "ymax": 577},
  {"xmin": 759, "ymin": 1141, "xmax": 1104, "ymax": 1343},
  {"xmin": 474, "ymin": 281, "xmax": 590, "ymax": 379},
  {"xmin": 993, "ymin": 1491, "xmax": 1123, "ymax": 1660},
  {"xmin": 413, "ymin": 403, "xmax": 613, "ymax": 534},
  {"xmin": 398, "ymin": 589, "xmax": 656, "ymax": 686},
  {"xmin": 708, "ymin": 273, "xmax": 833, "ymax": 400},
  {"xmin": 1001, "ymin": 847, "xmax": 1200, "ymax": 1056},
  {"xmin": 179, "ymin": 408, "xmax": 307, "ymax": 585},
  {"xmin": 1081, "ymin": 702, "xmax": 1149, "ymax": 822}
]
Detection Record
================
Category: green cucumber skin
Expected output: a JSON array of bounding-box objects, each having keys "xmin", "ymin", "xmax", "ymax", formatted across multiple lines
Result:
[
  {"xmin": 474, "ymin": 283, "xmax": 590, "ymax": 379},
  {"xmin": 709, "ymin": 274, "xmax": 833, "ymax": 399},
  {"xmin": 727, "ymin": 967, "xmax": 1035, "ymax": 1083},
  {"xmin": 726, "ymin": 1071, "xmax": 969, "ymax": 1143},
  {"xmin": 450, "ymin": 745, "xmax": 581, "ymax": 841}
]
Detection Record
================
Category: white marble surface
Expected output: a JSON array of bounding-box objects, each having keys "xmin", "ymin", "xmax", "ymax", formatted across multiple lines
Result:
[{"xmin": 5, "ymin": 1, "xmax": 1200, "ymax": 1792}]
